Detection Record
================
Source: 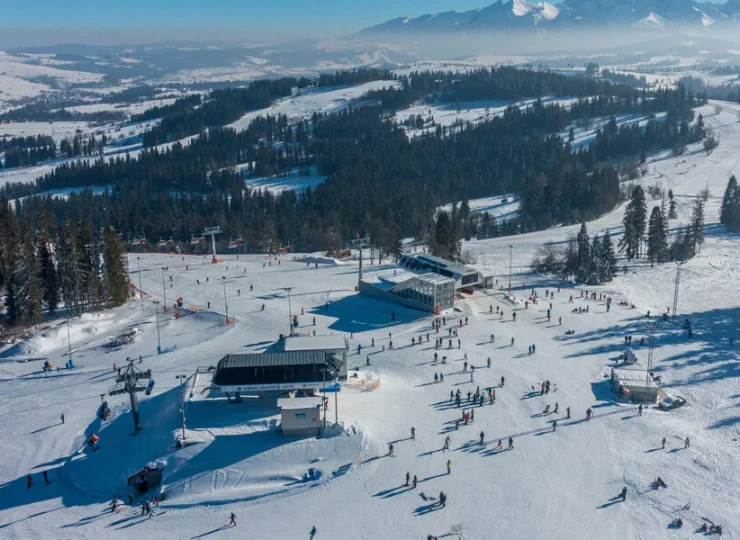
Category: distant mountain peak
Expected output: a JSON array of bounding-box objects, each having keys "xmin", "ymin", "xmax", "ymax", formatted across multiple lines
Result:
[{"xmin": 360, "ymin": 0, "xmax": 739, "ymax": 34}]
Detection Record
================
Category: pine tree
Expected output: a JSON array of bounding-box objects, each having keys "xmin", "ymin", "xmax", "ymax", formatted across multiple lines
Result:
[
  {"xmin": 619, "ymin": 185, "xmax": 647, "ymax": 260},
  {"xmin": 0, "ymin": 198, "xmax": 21, "ymax": 291},
  {"xmin": 667, "ymin": 189, "xmax": 677, "ymax": 219},
  {"xmin": 37, "ymin": 207, "xmax": 59, "ymax": 314},
  {"xmin": 23, "ymin": 234, "xmax": 44, "ymax": 325},
  {"xmin": 589, "ymin": 234, "xmax": 600, "ymax": 284},
  {"xmin": 600, "ymin": 232, "xmax": 617, "ymax": 282},
  {"xmin": 57, "ymin": 219, "xmax": 82, "ymax": 315},
  {"xmin": 431, "ymin": 210, "xmax": 460, "ymax": 259},
  {"xmin": 103, "ymin": 228, "xmax": 128, "ymax": 307},
  {"xmin": 7, "ymin": 230, "xmax": 43, "ymax": 326},
  {"xmin": 575, "ymin": 223, "xmax": 591, "ymax": 283},
  {"xmin": 76, "ymin": 219, "xmax": 95, "ymax": 311},
  {"xmin": 720, "ymin": 175, "xmax": 740, "ymax": 232},
  {"xmin": 647, "ymin": 206, "xmax": 668, "ymax": 267},
  {"xmin": 690, "ymin": 198, "xmax": 705, "ymax": 254}
]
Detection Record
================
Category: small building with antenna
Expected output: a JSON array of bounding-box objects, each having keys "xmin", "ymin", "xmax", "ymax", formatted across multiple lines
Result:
[{"xmin": 610, "ymin": 366, "xmax": 663, "ymax": 403}]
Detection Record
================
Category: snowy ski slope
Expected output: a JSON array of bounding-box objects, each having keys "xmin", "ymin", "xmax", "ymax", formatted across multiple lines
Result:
[{"xmin": 0, "ymin": 101, "xmax": 738, "ymax": 539}]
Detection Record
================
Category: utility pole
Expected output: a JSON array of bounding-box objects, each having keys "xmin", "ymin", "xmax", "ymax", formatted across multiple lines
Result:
[
  {"xmin": 153, "ymin": 300, "xmax": 162, "ymax": 354},
  {"xmin": 175, "ymin": 375, "xmax": 187, "ymax": 442},
  {"xmin": 508, "ymin": 245, "xmax": 513, "ymax": 294},
  {"xmin": 280, "ymin": 287, "xmax": 294, "ymax": 335},
  {"xmin": 222, "ymin": 276, "xmax": 229, "ymax": 324},
  {"xmin": 671, "ymin": 261, "xmax": 685, "ymax": 323},
  {"xmin": 109, "ymin": 356, "xmax": 151, "ymax": 434},
  {"xmin": 137, "ymin": 256, "xmax": 143, "ymax": 299},
  {"xmin": 351, "ymin": 236, "xmax": 371, "ymax": 286},
  {"xmin": 161, "ymin": 267, "xmax": 167, "ymax": 311}
]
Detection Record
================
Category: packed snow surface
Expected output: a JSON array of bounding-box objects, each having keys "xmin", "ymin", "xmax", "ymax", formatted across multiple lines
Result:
[{"xmin": 0, "ymin": 102, "xmax": 738, "ymax": 539}]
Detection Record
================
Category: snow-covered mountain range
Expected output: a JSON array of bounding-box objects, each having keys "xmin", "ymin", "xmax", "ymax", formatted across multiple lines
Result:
[{"xmin": 361, "ymin": 0, "xmax": 740, "ymax": 33}]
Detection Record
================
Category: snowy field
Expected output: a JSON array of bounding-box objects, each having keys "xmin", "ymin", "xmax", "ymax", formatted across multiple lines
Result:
[
  {"xmin": 226, "ymin": 81, "xmax": 401, "ymax": 132},
  {"xmin": 396, "ymin": 97, "xmax": 584, "ymax": 138},
  {"xmin": 0, "ymin": 52, "xmax": 104, "ymax": 113},
  {"xmin": 440, "ymin": 193, "xmax": 521, "ymax": 222},
  {"xmin": 243, "ymin": 168, "xmax": 328, "ymax": 194},
  {"xmin": 0, "ymin": 101, "xmax": 739, "ymax": 540}
]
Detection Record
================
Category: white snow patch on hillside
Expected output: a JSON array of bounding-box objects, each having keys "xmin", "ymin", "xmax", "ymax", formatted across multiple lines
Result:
[
  {"xmin": 396, "ymin": 96, "xmax": 583, "ymax": 138},
  {"xmin": 227, "ymin": 80, "xmax": 400, "ymax": 132},
  {"xmin": 243, "ymin": 168, "xmax": 327, "ymax": 194},
  {"xmin": 440, "ymin": 194, "xmax": 521, "ymax": 222}
]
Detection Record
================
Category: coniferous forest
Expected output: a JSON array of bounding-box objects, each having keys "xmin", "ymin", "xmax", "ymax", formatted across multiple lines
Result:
[{"xmin": 0, "ymin": 67, "xmax": 711, "ymax": 327}]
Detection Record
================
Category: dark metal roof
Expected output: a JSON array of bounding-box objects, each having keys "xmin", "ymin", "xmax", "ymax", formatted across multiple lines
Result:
[
  {"xmin": 401, "ymin": 253, "xmax": 479, "ymax": 277},
  {"xmin": 217, "ymin": 351, "xmax": 330, "ymax": 369}
]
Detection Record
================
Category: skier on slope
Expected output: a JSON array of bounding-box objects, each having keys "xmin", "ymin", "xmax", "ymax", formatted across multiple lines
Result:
[
  {"xmin": 310, "ymin": 526, "xmax": 317, "ymax": 539},
  {"xmin": 411, "ymin": 427, "xmax": 416, "ymax": 440},
  {"xmin": 480, "ymin": 431, "xmax": 485, "ymax": 444}
]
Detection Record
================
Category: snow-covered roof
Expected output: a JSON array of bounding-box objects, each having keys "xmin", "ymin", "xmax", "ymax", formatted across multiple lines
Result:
[
  {"xmin": 612, "ymin": 368, "xmax": 658, "ymax": 389},
  {"xmin": 278, "ymin": 397, "xmax": 323, "ymax": 410},
  {"xmin": 280, "ymin": 334, "xmax": 349, "ymax": 353},
  {"xmin": 377, "ymin": 269, "xmax": 418, "ymax": 285}
]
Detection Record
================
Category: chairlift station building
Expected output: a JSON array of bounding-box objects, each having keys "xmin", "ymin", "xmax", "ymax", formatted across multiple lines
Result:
[
  {"xmin": 359, "ymin": 253, "xmax": 493, "ymax": 313},
  {"xmin": 212, "ymin": 351, "xmax": 340, "ymax": 395}
]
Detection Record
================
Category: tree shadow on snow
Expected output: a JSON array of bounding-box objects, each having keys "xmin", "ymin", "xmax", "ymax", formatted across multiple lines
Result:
[
  {"xmin": 560, "ymin": 306, "xmax": 740, "ymax": 393},
  {"xmin": 308, "ymin": 294, "xmax": 428, "ymax": 334}
]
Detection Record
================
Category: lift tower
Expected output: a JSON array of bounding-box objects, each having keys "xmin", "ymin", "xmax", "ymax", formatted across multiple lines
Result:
[{"xmin": 204, "ymin": 226, "xmax": 221, "ymax": 264}]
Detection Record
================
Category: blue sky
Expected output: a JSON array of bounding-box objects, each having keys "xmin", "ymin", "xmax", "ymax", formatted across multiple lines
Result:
[
  {"xmin": 0, "ymin": 0, "xmax": 727, "ymax": 47},
  {"xmin": 1, "ymin": 1, "xmax": 487, "ymax": 34}
]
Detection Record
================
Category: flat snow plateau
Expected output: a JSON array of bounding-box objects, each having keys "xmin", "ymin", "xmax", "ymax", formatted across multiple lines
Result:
[{"xmin": 0, "ymin": 102, "xmax": 738, "ymax": 539}]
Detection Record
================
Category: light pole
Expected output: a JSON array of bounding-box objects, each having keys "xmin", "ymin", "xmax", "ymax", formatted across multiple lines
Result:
[
  {"xmin": 66, "ymin": 315, "xmax": 73, "ymax": 366},
  {"xmin": 322, "ymin": 367, "xmax": 327, "ymax": 430},
  {"xmin": 280, "ymin": 287, "xmax": 294, "ymax": 335},
  {"xmin": 175, "ymin": 375, "xmax": 187, "ymax": 442},
  {"xmin": 671, "ymin": 261, "xmax": 685, "ymax": 323},
  {"xmin": 153, "ymin": 300, "xmax": 162, "ymax": 354},
  {"xmin": 222, "ymin": 276, "xmax": 228, "ymax": 324},
  {"xmin": 161, "ymin": 267, "xmax": 167, "ymax": 311},
  {"xmin": 137, "ymin": 256, "xmax": 143, "ymax": 299},
  {"xmin": 508, "ymin": 245, "xmax": 513, "ymax": 294}
]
